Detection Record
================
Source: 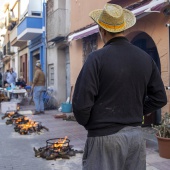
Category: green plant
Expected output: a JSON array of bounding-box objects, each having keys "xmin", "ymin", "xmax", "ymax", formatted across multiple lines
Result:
[{"xmin": 152, "ymin": 112, "xmax": 170, "ymax": 138}]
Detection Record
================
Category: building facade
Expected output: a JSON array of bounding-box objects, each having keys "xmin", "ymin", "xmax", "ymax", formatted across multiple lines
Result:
[
  {"xmin": 17, "ymin": 0, "xmax": 47, "ymax": 84},
  {"xmin": 46, "ymin": 0, "xmax": 70, "ymax": 104},
  {"xmin": 0, "ymin": 0, "xmax": 47, "ymax": 85},
  {"xmin": 68, "ymin": 0, "xmax": 170, "ymax": 122},
  {"xmin": 0, "ymin": 0, "xmax": 19, "ymax": 77}
]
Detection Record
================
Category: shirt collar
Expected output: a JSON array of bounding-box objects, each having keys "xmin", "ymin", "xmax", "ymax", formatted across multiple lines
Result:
[{"xmin": 104, "ymin": 36, "xmax": 129, "ymax": 47}]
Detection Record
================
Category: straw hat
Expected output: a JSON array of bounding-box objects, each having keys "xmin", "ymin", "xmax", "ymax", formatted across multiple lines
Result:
[
  {"xmin": 89, "ymin": 3, "xmax": 136, "ymax": 33},
  {"xmin": 36, "ymin": 62, "xmax": 41, "ymax": 68}
]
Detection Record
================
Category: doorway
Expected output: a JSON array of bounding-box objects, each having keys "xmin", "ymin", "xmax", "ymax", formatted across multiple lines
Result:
[
  {"xmin": 20, "ymin": 54, "xmax": 27, "ymax": 83},
  {"xmin": 131, "ymin": 32, "xmax": 161, "ymax": 125},
  {"xmin": 32, "ymin": 51, "xmax": 40, "ymax": 75}
]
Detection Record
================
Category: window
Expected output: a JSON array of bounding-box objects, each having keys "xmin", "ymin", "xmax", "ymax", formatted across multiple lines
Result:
[
  {"xmin": 82, "ymin": 33, "xmax": 98, "ymax": 63},
  {"xmin": 31, "ymin": 11, "xmax": 41, "ymax": 16},
  {"xmin": 48, "ymin": 64, "xmax": 54, "ymax": 86}
]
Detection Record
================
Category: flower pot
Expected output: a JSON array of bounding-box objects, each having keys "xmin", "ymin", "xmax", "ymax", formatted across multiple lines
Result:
[{"xmin": 156, "ymin": 135, "xmax": 170, "ymax": 159}]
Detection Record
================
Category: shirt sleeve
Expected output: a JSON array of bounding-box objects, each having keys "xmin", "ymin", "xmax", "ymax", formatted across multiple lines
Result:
[
  {"xmin": 143, "ymin": 60, "xmax": 167, "ymax": 114},
  {"xmin": 13, "ymin": 72, "xmax": 17, "ymax": 79},
  {"xmin": 72, "ymin": 53, "xmax": 100, "ymax": 126}
]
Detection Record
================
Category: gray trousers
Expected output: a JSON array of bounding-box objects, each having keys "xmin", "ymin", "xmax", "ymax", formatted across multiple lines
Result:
[{"xmin": 83, "ymin": 126, "xmax": 146, "ymax": 170}]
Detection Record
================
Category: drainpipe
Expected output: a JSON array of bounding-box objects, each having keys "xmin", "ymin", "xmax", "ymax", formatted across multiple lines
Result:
[
  {"xmin": 43, "ymin": 0, "xmax": 47, "ymax": 88},
  {"xmin": 167, "ymin": 23, "xmax": 170, "ymax": 87},
  {"xmin": 163, "ymin": 24, "xmax": 170, "ymax": 88}
]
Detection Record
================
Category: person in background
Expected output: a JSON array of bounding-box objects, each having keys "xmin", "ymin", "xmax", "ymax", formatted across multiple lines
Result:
[
  {"xmin": 6, "ymin": 68, "xmax": 17, "ymax": 85},
  {"xmin": 16, "ymin": 76, "xmax": 27, "ymax": 88},
  {"xmin": 0, "ymin": 72, "xmax": 2, "ymax": 87},
  {"xmin": 72, "ymin": 3, "xmax": 167, "ymax": 170},
  {"xmin": 3, "ymin": 69, "xmax": 9, "ymax": 86},
  {"xmin": 32, "ymin": 62, "xmax": 45, "ymax": 115}
]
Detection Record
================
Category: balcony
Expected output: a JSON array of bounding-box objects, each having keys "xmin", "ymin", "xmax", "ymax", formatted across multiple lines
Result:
[
  {"xmin": 3, "ymin": 42, "xmax": 16, "ymax": 57},
  {"xmin": 17, "ymin": 17, "xmax": 43, "ymax": 41},
  {"xmin": 47, "ymin": 9, "xmax": 69, "ymax": 41},
  {"xmin": 10, "ymin": 26, "xmax": 27, "ymax": 47},
  {"xmin": 6, "ymin": 42, "xmax": 15, "ymax": 55}
]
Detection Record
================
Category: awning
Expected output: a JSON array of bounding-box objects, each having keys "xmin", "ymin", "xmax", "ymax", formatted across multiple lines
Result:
[
  {"xmin": 68, "ymin": 25, "xmax": 99, "ymax": 41},
  {"xmin": 132, "ymin": 0, "xmax": 165, "ymax": 16},
  {"xmin": 68, "ymin": 0, "xmax": 166, "ymax": 41}
]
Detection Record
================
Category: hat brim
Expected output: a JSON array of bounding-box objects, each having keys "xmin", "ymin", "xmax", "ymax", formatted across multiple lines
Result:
[{"xmin": 89, "ymin": 9, "xmax": 136, "ymax": 33}]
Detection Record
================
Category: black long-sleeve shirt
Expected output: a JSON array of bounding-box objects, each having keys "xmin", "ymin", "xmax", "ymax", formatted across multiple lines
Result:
[{"xmin": 73, "ymin": 37, "xmax": 167, "ymax": 137}]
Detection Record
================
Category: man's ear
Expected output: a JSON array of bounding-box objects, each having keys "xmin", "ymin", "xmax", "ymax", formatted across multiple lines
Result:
[
  {"xmin": 100, "ymin": 27, "xmax": 106, "ymax": 36},
  {"xmin": 103, "ymin": 29, "xmax": 107, "ymax": 36}
]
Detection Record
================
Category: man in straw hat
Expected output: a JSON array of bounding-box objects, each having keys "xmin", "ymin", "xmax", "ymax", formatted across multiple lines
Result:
[
  {"xmin": 32, "ymin": 62, "xmax": 45, "ymax": 115},
  {"xmin": 72, "ymin": 3, "xmax": 167, "ymax": 170}
]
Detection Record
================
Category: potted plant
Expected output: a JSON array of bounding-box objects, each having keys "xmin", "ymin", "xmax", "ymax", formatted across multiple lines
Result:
[{"xmin": 152, "ymin": 112, "xmax": 170, "ymax": 159}]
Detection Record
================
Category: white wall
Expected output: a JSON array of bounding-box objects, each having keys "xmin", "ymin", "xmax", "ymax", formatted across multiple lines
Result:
[
  {"xmin": 20, "ymin": 0, "xmax": 29, "ymax": 17},
  {"xmin": 57, "ymin": 47, "xmax": 66, "ymax": 103},
  {"xmin": 20, "ymin": 0, "xmax": 43, "ymax": 18},
  {"xmin": 47, "ymin": 43, "xmax": 67, "ymax": 105},
  {"xmin": 28, "ymin": 0, "xmax": 42, "ymax": 16},
  {"xmin": 46, "ymin": 0, "xmax": 70, "ymax": 105},
  {"xmin": 47, "ymin": 44, "xmax": 58, "ymax": 93}
]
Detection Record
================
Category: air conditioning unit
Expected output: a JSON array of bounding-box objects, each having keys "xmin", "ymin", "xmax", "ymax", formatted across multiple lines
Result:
[{"xmin": 31, "ymin": 11, "xmax": 41, "ymax": 17}]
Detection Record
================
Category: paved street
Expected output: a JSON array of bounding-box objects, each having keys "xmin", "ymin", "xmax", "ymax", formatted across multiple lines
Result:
[{"xmin": 0, "ymin": 104, "xmax": 170, "ymax": 170}]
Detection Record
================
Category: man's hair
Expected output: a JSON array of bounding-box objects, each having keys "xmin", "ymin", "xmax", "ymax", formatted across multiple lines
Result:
[
  {"xmin": 99, "ymin": 26, "xmax": 124, "ymax": 36},
  {"xmin": 108, "ymin": 30, "xmax": 124, "ymax": 36}
]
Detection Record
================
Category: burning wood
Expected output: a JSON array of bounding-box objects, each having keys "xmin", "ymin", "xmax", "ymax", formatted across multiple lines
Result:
[
  {"xmin": 2, "ymin": 111, "xmax": 49, "ymax": 135},
  {"xmin": 33, "ymin": 137, "xmax": 83, "ymax": 160},
  {"xmin": 1, "ymin": 111, "xmax": 22, "ymax": 120},
  {"xmin": 14, "ymin": 119, "xmax": 49, "ymax": 135}
]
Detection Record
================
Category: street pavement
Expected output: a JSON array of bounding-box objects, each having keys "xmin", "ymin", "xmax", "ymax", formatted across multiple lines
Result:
[{"xmin": 0, "ymin": 104, "xmax": 170, "ymax": 170}]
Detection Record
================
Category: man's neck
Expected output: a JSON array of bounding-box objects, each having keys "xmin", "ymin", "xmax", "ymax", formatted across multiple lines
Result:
[{"xmin": 106, "ymin": 32, "xmax": 124, "ymax": 43}]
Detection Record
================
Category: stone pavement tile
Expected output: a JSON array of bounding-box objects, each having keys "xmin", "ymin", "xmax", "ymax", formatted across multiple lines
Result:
[
  {"xmin": 146, "ymin": 140, "xmax": 159, "ymax": 156},
  {"xmin": 146, "ymin": 165, "xmax": 160, "ymax": 170},
  {"xmin": 0, "ymin": 113, "xmax": 83, "ymax": 170},
  {"xmin": 146, "ymin": 140, "xmax": 158, "ymax": 150},
  {"xmin": 1, "ymin": 106, "xmax": 170, "ymax": 170},
  {"xmin": 151, "ymin": 161, "xmax": 170, "ymax": 170},
  {"xmin": 146, "ymin": 153, "xmax": 170, "ymax": 164},
  {"xmin": 18, "ymin": 110, "xmax": 33, "ymax": 115}
]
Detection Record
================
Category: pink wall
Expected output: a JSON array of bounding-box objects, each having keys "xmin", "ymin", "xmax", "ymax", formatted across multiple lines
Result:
[
  {"xmin": 125, "ymin": 12, "xmax": 169, "ymax": 113},
  {"xmin": 70, "ymin": 0, "xmax": 106, "ymax": 32},
  {"xmin": 69, "ymin": 1, "xmax": 170, "ymax": 112}
]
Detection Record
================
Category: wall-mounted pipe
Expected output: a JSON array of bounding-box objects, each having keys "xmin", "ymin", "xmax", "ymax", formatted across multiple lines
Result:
[{"xmin": 166, "ymin": 23, "xmax": 170, "ymax": 86}]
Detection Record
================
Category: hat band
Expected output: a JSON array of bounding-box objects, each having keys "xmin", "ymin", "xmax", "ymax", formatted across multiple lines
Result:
[{"xmin": 98, "ymin": 20, "xmax": 125, "ymax": 30}]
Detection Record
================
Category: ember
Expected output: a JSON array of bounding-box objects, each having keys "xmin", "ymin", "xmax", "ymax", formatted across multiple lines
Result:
[
  {"xmin": 33, "ymin": 137, "xmax": 83, "ymax": 160},
  {"xmin": 2, "ymin": 111, "xmax": 49, "ymax": 135},
  {"xmin": 1, "ymin": 111, "xmax": 22, "ymax": 120},
  {"xmin": 14, "ymin": 119, "xmax": 49, "ymax": 135}
]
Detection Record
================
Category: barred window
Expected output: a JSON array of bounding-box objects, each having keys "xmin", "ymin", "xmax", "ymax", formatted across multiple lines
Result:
[
  {"xmin": 48, "ymin": 64, "xmax": 54, "ymax": 85},
  {"xmin": 82, "ymin": 33, "xmax": 98, "ymax": 63}
]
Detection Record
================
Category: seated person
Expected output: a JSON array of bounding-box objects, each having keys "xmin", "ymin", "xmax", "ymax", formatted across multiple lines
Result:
[{"xmin": 16, "ymin": 76, "xmax": 26, "ymax": 88}]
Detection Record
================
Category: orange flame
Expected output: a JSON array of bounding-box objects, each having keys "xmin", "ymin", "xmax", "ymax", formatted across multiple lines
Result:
[
  {"xmin": 15, "ymin": 116, "xmax": 29, "ymax": 124},
  {"xmin": 17, "ymin": 105, "xmax": 20, "ymax": 111},
  {"xmin": 7, "ymin": 111, "xmax": 15, "ymax": 118},
  {"xmin": 18, "ymin": 119, "xmax": 38, "ymax": 131},
  {"xmin": 52, "ymin": 136, "xmax": 68, "ymax": 152}
]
